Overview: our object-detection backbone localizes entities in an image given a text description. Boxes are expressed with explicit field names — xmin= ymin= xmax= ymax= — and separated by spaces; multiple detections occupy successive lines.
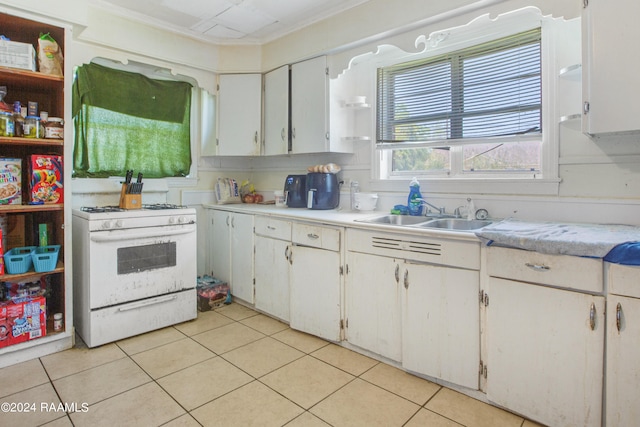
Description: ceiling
xmin=90 ymin=0 xmax=370 ymax=44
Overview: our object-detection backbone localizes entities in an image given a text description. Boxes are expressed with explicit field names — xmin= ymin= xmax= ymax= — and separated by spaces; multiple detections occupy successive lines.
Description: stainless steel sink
xmin=355 ymin=214 xmax=430 ymax=226
xmin=417 ymin=218 xmax=492 ymax=231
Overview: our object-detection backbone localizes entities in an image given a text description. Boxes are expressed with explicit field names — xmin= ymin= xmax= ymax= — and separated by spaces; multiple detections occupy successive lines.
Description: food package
xmin=37 ymin=33 xmax=63 ymax=76
xmin=0 ymin=158 xmax=21 ymax=205
xmin=0 ymin=296 xmax=46 ymax=348
xmin=30 ymin=155 xmax=63 ymax=204
xmin=0 ymin=39 xmax=36 ymax=72
xmin=196 ymin=276 xmax=229 ymax=311
xmin=0 ymin=228 xmax=4 ymax=275
xmin=215 ymin=178 xmax=241 ymax=204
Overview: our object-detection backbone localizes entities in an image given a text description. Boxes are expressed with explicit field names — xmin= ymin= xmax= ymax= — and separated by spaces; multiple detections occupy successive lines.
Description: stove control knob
xmin=101 ymin=221 xmax=112 ymax=229
xmin=178 ymin=216 xmax=187 ymax=224
xmin=169 ymin=217 xmax=176 ymax=224
xmin=115 ymin=220 xmax=124 ymax=228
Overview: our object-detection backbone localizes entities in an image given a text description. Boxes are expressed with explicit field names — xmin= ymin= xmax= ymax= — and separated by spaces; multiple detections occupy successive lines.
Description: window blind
xmin=377 ymin=29 xmax=542 ymax=147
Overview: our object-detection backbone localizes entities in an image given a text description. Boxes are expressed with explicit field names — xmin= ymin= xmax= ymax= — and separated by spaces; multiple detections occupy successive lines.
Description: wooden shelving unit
xmin=0 ymin=12 xmax=72 ymax=367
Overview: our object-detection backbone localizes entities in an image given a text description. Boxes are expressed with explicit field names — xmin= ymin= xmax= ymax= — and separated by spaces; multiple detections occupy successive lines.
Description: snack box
xmin=0 ymin=39 xmax=36 ymax=72
xmin=0 ymin=296 xmax=46 ymax=348
xmin=196 ymin=276 xmax=229 ymax=311
xmin=30 ymin=155 xmax=63 ymax=204
xmin=0 ymin=158 xmax=21 ymax=205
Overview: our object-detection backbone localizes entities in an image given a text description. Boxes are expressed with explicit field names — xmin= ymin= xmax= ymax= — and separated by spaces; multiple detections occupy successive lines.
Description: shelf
xmin=344 ymin=103 xmax=371 ymax=109
xmin=0 ymin=203 xmax=63 ymax=214
xmin=342 ymin=136 xmax=372 ymax=141
xmin=0 ymin=261 xmax=64 ymax=282
xmin=558 ymin=64 xmax=582 ymax=81
xmin=0 ymin=136 xmax=63 ymax=147
xmin=559 ymin=113 xmax=582 ymax=131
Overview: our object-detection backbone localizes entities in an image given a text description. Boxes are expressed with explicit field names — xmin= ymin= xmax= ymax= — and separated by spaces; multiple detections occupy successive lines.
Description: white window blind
xmin=377 ymin=29 xmax=542 ymax=147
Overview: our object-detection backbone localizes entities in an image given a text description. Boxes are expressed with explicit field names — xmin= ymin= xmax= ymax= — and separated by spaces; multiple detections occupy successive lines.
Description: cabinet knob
xmin=589 ymin=303 xmax=596 ymax=330
xmin=616 ymin=302 xmax=622 ymax=332
xmin=394 ymin=264 xmax=400 ymax=283
xmin=403 ymin=269 xmax=409 ymax=289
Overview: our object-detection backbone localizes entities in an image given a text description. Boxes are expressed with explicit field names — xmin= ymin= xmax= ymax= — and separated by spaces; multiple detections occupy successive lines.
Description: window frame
xmin=370 ymin=10 xmax=561 ymax=196
xmin=72 ymin=57 xmax=200 ymax=188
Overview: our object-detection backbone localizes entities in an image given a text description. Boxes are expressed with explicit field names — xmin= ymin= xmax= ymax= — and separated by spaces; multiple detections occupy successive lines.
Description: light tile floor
xmin=0 ymin=303 xmax=544 ymax=427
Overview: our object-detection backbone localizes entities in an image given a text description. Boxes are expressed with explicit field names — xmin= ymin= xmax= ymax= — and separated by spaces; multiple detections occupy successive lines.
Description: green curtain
xmin=72 ymin=62 xmax=193 ymax=178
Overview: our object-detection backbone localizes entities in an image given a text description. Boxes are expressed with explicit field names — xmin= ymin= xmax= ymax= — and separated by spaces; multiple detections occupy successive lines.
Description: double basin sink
xmin=355 ymin=214 xmax=492 ymax=232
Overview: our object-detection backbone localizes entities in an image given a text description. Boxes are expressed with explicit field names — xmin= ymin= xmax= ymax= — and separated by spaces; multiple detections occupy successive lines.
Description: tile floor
xmin=0 ymin=303 xmax=543 ymax=427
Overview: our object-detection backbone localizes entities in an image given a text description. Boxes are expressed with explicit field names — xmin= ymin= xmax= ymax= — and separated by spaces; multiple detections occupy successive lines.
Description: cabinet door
xmin=230 ymin=213 xmax=254 ymax=303
xmin=210 ymin=210 xmax=231 ymax=284
xmin=218 ymin=74 xmax=262 ymax=155
xmin=289 ymin=245 xmax=341 ymax=341
xmin=487 ymin=278 xmax=604 ymax=427
xmin=402 ymin=263 xmax=479 ymax=389
xmin=290 ymin=56 xmax=329 ymax=154
xmin=606 ymin=294 xmax=640 ymax=427
xmin=255 ymin=236 xmax=290 ymax=322
xmin=263 ymin=65 xmax=289 ymax=156
xmin=582 ymin=0 xmax=640 ymax=135
xmin=345 ymin=252 xmax=402 ymax=362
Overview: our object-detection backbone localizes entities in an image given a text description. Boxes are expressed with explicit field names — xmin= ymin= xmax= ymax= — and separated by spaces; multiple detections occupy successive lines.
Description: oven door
xmin=88 ymin=222 xmax=197 ymax=309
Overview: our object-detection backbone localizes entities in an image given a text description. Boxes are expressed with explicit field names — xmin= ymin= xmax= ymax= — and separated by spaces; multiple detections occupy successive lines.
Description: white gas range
xmin=72 ymin=204 xmax=197 ymax=347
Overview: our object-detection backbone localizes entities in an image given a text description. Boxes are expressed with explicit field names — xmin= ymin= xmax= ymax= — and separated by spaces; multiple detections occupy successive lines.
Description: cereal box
xmin=30 ymin=155 xmax=63 ymax=204
xmin=0 ymin=158 xmax=21 ymax=205
xmin=4 ymin=296 xmax=46 ymax=347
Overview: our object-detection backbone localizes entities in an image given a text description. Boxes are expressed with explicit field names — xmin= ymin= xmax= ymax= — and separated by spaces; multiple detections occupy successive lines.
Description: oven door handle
xmin=117 ymin=294 xmax=178 ymax=312
xmin=90 ymin=227 xmax=195 ymax=242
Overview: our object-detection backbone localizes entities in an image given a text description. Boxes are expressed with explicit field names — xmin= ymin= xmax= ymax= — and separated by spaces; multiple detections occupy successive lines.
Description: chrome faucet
xmin=416 ymin=198 xmax=446 ymax=217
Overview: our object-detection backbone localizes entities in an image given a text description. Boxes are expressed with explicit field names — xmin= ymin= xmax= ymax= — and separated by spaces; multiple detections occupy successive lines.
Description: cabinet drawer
xmin=487 ymin=247 xmax=603 ymax=293
xmin=347 ymin=228 xmax=480 ymax=270
xmin=292 ymin=222 xmax=340 ymax=251
xmin=254 ymin=216 xmax=291 ymax=241
xmin=608 ymin=263 xmax=640 ymax=298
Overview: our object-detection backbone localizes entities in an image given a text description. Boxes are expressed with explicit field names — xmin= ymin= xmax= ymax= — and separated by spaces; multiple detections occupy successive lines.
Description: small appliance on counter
xmin=306 ymin=172 xmax=340 ymax=210
xmin=284 ymin=174 xmax=307 ymax=208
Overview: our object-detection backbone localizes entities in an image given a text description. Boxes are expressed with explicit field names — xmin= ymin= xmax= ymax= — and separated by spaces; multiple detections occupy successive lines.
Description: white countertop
xmin=202 ymin=203 xmax=482 ymax=242
xmin=203 ymin=203 xmax=640 ymax=261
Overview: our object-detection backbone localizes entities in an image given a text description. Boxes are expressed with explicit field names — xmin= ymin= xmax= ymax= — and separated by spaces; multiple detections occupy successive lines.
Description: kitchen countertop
xmin=204 ymin=203 xmax=640 ymax=263
xmin=202 ymin=203 xmax=482 ymax=242
xmin=476 ymin=218 xmax=640 ymax=261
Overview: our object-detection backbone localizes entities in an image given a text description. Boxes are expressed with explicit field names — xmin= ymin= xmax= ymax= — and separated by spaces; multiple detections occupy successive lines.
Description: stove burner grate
xmin=81 ymin=206 xmax=126 ymax=213
xmin=142 ymin=203 xmax=188 ymax=210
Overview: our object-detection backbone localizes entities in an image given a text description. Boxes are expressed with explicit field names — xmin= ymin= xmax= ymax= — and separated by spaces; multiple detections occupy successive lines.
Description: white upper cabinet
xmin=582 ymin=0 xmax=640 ymax=136
xmin=291 ymin=56 xmax=332 ymax=153
xmin=263 ymin=65 xmax=290 ymax=156
xmin=217 ymin=74 xmax=262 ymax=155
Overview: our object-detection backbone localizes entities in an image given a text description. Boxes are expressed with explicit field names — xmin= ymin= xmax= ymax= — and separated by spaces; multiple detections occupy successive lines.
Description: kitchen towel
xmin=475 ymin=219 xmax=640 ymax=260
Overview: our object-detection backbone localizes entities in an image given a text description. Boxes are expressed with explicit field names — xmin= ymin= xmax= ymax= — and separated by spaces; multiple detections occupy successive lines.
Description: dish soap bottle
xmin=407 ymin=177 xmax=423 ymax=216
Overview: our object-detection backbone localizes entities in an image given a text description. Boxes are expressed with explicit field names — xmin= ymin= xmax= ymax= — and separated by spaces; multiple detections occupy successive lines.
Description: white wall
xmin=2 ymin=0 xmax=638 ymax=227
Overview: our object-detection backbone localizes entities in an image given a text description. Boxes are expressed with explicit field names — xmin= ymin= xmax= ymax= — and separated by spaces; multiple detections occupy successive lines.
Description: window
xmin=377 ymin=29 xmax=542 ymax=178
xmin=72 ymin=61 xmax=193 ymax=178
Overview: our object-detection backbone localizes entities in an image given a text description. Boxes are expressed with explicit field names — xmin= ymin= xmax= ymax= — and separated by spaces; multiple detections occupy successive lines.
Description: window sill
xmin=371 ymin=177 xmax=561 ymax=196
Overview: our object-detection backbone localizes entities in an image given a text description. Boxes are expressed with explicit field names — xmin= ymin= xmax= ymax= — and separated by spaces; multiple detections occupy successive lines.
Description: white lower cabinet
xmin=209 ymin=210 xmax=254 ymax=303
xmin=289 ymin=223 xmax=342 ymax=341
xmin=485 ymin=247 xmax=604 ymax=427
xmin=402 ymin=262 xmax=479 ymax=389
xmin=345 ymin=252 xmax=402 ymax=362
xmin=345 ymin=228 xmax=481 ymax=388
xmin=254 ymin=217 xmax=292 ymax=322
xmin=605 ymin=263 xmax=640 ymax=427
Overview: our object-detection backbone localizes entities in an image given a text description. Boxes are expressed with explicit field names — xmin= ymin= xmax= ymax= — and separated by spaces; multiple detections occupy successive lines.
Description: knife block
xmin=119 ymin=183 xmax=142 ymax=209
